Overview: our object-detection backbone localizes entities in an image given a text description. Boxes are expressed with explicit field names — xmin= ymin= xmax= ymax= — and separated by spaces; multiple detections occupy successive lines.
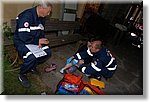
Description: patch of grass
xmin=2 ymin=49 xmax=49 ymax=95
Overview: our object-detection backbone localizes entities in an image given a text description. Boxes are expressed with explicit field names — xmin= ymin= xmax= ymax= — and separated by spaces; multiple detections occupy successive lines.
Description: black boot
xmin=18 ymin=74 xmax=30 ymax=88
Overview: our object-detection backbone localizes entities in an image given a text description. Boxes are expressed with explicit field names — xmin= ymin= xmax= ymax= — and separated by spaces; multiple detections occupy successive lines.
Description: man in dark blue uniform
xmin=13 ymin=2 xmax=52 ymax=87
xmin=60 ymin=38 xmax=117 ymax=80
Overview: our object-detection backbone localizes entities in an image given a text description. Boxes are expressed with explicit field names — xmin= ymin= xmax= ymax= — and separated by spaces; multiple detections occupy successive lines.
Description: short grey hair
xmin=38 ymin=0 xmax=52 ymax=8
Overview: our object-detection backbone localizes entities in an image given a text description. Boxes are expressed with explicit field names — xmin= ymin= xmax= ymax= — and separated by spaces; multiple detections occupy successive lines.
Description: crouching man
xmin=13 ymin=2 xmax=53 ymax=87
xmin=60 ymin=37 xmax=117 ymax=80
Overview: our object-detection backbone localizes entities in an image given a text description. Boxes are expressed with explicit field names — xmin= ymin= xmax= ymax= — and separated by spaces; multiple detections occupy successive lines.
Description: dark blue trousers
xmin=16 ymin=45 xmax=51 ymax=75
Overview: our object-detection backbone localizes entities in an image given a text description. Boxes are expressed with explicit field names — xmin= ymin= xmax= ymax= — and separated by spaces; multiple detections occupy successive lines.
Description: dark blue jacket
xmin=74 ymin=47 xmax=117 ymax=78
xmin=14 ymin=6 xmax=45 ymax=48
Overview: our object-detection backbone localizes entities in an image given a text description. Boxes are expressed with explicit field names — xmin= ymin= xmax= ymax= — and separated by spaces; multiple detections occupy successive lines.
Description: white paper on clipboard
xmin=25 ymin=44 xmax=47 ymax=58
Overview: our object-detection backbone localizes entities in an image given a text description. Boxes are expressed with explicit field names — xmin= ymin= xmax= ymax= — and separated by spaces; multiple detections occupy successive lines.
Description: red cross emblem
xmin=24 ymin=22 xmax=29 ymax=27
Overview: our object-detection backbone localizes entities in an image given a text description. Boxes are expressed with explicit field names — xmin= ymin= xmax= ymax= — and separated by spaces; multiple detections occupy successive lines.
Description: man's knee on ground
xmin=103 ymin=71 xmax=115 ymax=79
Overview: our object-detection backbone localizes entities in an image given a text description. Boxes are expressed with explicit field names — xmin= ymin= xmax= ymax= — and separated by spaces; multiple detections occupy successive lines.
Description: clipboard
xmin=25 ymin=44 xmax=47 ymax=58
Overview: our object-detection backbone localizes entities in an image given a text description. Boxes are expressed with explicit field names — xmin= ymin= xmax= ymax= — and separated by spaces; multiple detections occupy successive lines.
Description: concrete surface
xmin=37 ymin=38 xmax=143 ymax=95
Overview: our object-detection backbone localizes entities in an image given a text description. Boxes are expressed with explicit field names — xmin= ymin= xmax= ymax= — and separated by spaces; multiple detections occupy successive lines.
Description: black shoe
xmin=18 ymin=74 xmax=30 ymax=88
xmin=97 ymin=76 xmax=102 ymax=81
xmin=88 ymin=76 xmax=101 ymax=81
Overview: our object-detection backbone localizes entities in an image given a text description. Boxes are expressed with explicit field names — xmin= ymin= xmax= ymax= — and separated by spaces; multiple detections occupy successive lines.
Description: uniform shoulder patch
xmin=24 ymin=22 xmax=29 ymax=27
